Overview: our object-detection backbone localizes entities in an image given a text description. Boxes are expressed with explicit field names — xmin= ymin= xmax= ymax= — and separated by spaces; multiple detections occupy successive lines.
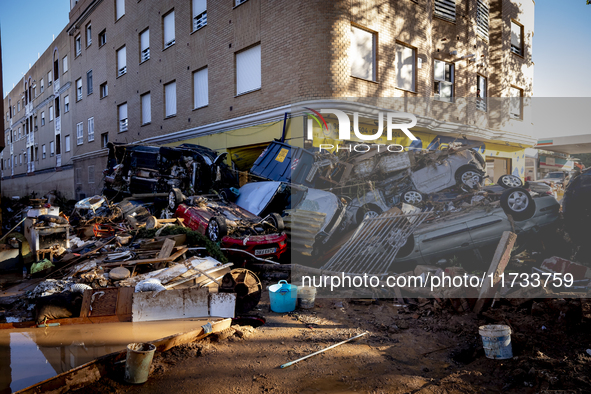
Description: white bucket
xmin=297 ymin=286 xmax=317 ymax=309
xmin=479 ymin=324 xmax=513 ymax=360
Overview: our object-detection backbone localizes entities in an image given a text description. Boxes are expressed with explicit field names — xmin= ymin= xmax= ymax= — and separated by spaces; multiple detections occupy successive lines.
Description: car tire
xmin=356 ymin=204 xmax=382 ymax=225
xmin=455 ymin=166 xmax=484 ymax=189
xmin=168 ymin=187 xmax=184 ymax=210
xmin=268 ymin=213 xmax=285 ymax=232
xmin=500 ymin=187 xmax=536 ymax=221
xmin=498 ymin=174 xmax=524 ymax=189
xmin=207 ymin=216 xmax=228 ymax=242
xmin=220 ymin=188 xmax=237 ymax=202
xmin=402 ymin=190 xmax=423 ymax=205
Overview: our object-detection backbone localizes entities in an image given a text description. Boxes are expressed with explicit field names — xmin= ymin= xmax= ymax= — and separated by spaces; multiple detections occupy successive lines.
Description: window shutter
xmin=165 ymin=82 xmax=177 ymax=117
xmin=511 ymin=22 xmax=522 ymax=55
xmin=140 ymin=30 xmax=149 ymax=51
xmin=164 ymin=12 xmax=175 ymax=47
xmin=396 ymin=44 xmax=415 ymax=91
xmin=236 ymin=45 xmax=261 ymax=95
xmin=434 ymin=0 xmax=456 ymax=22
xmin=350 ymin=26 xmax=375 ymax=81
xmin=193 ymin=0 xmax=206 ymax=17
xmin=142 ymin=93 xmax=151 ymax=124
xmin=116 ymin=0 xmax=125 ymax=19
xmin=119 ymin=103 xmax=128 ymax=121
xmin=476 ymin=0 xmax=489 ymax=40
xmin=193 ymin=68 xmax=208 ymax=108
xmin=118 ymin=47 xmax=127 ymax=75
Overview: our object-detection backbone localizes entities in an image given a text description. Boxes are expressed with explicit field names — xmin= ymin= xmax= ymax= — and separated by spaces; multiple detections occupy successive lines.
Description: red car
xmin=172 ymin=192 xmax=287 ymax=261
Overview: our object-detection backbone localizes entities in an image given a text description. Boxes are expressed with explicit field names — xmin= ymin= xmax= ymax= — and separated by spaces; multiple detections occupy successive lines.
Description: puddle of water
xmin=0 ymin=319 xmax=210 ymax=393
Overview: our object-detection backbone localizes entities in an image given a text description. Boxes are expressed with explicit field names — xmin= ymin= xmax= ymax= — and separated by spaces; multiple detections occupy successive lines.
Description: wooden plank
xmin=132 ymin=287 xmax=209 ymax=322
xmin=473 ymin=231 xmax=517 ymax=314
xmin=116 ymin=287 xmax=134 ymax=316
xmin=157 ymin=238 xmax=176 ymax=259
xmin=99 ymin=247 xmax=188 ymax=268
xmin=0 ymin=314 xmax=132 ymax=330
xmin=80 ymin=289 xmax=93 ymax=318
xmin=89 ymin=288 xmax=119 ymax=316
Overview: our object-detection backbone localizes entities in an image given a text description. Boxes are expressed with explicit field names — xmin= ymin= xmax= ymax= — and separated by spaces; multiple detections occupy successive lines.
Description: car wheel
xmin=268 ymin=213 xmax=285 ymax=232
xmin=498 ymin=174 xmax=524 ymax=189
xmin=500 ymin=187 xmax=536 ymax=221
xmin=402 ymin=190 xmax=423 ymax=205
xmin=356 ymin=204 xmax=382 ymax=224
xmin=220 ymin=188 xmax=237 ymax=202
xmin=206 ymin=216 xmax=228 ymax=242
xmin=168 ymin=187 xmax=184 ymax=210
xmin=456 ymin=166 xmax=484 ymax=189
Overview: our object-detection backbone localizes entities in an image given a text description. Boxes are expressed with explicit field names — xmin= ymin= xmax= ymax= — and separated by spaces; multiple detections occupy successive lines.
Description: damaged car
xmin=562 ymin=167 xmax=591 ymax=245
xmin=169 ymin=190 xmax=287 ymax=260
xmin=103 ymin=143 xmax=237 ymax=199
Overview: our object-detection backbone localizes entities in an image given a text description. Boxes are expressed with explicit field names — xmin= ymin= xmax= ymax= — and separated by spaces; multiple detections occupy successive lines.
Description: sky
xmin=0 ymin=0 xmax=589 ymax=138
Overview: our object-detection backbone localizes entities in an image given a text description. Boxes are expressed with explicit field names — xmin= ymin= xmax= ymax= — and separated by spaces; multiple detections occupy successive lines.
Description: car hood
xmin=235 ymin=181 xmax=283 ymax=216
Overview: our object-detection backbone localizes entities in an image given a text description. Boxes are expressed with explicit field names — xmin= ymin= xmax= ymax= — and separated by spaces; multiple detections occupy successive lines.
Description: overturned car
xmin=103 ymin=143 xmax=237 ymax=199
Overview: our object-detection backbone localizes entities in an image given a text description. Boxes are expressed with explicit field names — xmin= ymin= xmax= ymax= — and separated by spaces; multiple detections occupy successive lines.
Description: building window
xmin=48 ymin=71 xmax=52 ymax=86
xmin=50 ymin=141 xmax=55 ymax=156
xmin=76 ymin=167 xmax=82 ymax=184
xmin=63 ymin=55 xmax=68 ymax=73
xmin=434 ymin=59 xmax=454 ymax=102
xmin=164 ymin=81 xmax=177 ymax=117
xmin=41 ymin=78 xmax=44 ymax=92
xmin=118 ymin=103 xmax=128 ymax=132
xmin=236 ymin=44 xmax=261 ymax=95
xmin=86 ymin=23 xmax=92 ymax=46
xmin=141 ymin=92 xmax=151 ymax=124
xmin=88 ymin=117 xmax=95 ymax=141
xmin=235 ymin=0 xmax=248 ymax=6
xmin=65 ymin=134 xmax=71 ymax=152
xmin=76 ymin=78 xmax=83 ymax=101
xmin=350 ymin=26 xmax=376 ymax=81
xmin=140 ymin=29 xmax=150 ymax=62
xmin=55 ymin=97 xmax=61 ymax=118
xmin=77 ymin=122 xmax=84 ymax=145
xmin=476 ymin=75 xmax=487 ymax=111
xmin=88 ymin=165 xmax=95 ymax=184
xmin=193 ymin=0 xmax=207 ymax=31
xmin=75 ymin=34 xmax=82 ymax=56
xmin=116 ymin=0 xmax=125 ymax=20
xmin=511 ymin=20 xmax=524 ymax=56
xmin=99 ymin=29 xmax=107 ymax=47
xmin=434 ymin=0 xmax=456 ymax=22
xmin=396 ymin=43 xmax=416 ymax=92
xmin=193 ymin=67 xmax=208 ymax=108
xmin=42 ymin=144 xmax=46 ymax=159
xmin=41 ymin=111 xmax=45 ymax=125
xmin=101 ymin=132 xmax=109 ymax=148
xmin=509 ymin=86 xmax=523 ymax=119
xmin=17 ymin=101 xmax=20 ymax=112
xmin=87 ymin=70 xmax=93 ymax=95
xmin=117 ymin=46 xmax=127 ymax=76
xmin=163 ymin=10 xmax=175 ymax=49
xmin=476 ymin=0 xmax=489 ymax=40
xmin=49 ymin=106 xmax=54 ymax=121
xmin=64 ymin=95 xmax=70 ymax=113
xmin=100 ymin=82 xmax=108 ymax=98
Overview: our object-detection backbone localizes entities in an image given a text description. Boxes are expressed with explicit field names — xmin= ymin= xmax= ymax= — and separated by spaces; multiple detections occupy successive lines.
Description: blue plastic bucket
xmin=479 ymin=325 xmax=513 ymax=360
xmin=269 ymin=280 xmax=297 ymax=313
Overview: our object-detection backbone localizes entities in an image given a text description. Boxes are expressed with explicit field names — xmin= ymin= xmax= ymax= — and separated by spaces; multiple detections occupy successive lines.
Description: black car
xmin=562 ymin=167 xmax=591 ymax=244
xmin=103 ymin=143 xmax=237 ymax=199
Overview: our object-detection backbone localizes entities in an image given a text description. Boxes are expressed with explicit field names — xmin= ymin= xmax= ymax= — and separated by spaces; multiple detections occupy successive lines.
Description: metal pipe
xmin=280 ymin=332 xmax=368 ymax=369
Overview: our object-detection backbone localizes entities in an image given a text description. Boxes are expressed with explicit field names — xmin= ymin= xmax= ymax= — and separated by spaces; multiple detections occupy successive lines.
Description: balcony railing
xmin=119 ymin=118 xmax=128 ymax=132
xmin=55 ymin=116 xmax=61 ymax=133
xmin=193 ymin=11 xmax=207 ymax=31
xmin=118 ymin=67 xmax=127 ymax=77
xmin=53 ymin=78 xmax=60 ymax=94
xmin=141 ymin=48 xmax=150 ymax=62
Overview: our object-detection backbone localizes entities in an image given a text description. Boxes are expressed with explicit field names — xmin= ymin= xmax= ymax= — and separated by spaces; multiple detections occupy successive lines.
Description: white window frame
xmin=75 ymin=34 xmax=82 ymax=56
xmin=476 ymin=75 xmax=487 ymax=111
xmin=193 ymin=67 xmax=209 ymax=109
xmin=64 ymin=95 xmax=70 ymax=113
xmin=41 ymin=111 xmax=45 ymax=125
xmin=164 ymin=81 xmax=177 ymax=117
xmin=86 ymin=23 xmax=92 ymax=46
xmin=42 ymin=144 xmax=46 ymax=159
xmin=193 ymin=0 xmax=207 ymax=32
xmin=63 ymin=55 xmax=68 ymax=73
xmin=48 ymin=71 xmax=52 ymax=86
xmin=117 ymin=46 xmax=127 ymax=76
xmin=236 ymin=44 xmax=261 ymax=95
xmin=116 ymin=0 xmax=125 ymax=20
xmin=118 ymin=103 xmax=128 ymax=132
xmin=433 ymin=59 xmax=454 ymax=102
xmin=88 ymin=117 xmax=95 ymax=141
xmin=163 ymin=10 xmax=175 ymax=49
xmin=77 ymin=122 xmax=84 ymax=145
xmin=350 ymin=25 xmax=376 ymax=82
xmin=40 ymin=78 xmax=44 ymax=92
xmin=511 ymin=20 xmax=524 ymax=56
xmin=49 ymin=106 xmax=54 ymax=121
xmin=141 ymin=92 xmax=151 ymax=125
xmin=76 ymin=78 xmax=83 ymax=101
xmin=50 ymin=141 xmax=55 ymax=156
xmin=101 ymin=82 xmax=108 ymax=98
xmin=65 ymin=135 xmax=71 ymax=152
xmin=99 ymin=29 xmax=107 ymax=46
xmin=140 ymin=29 xmax=150 ymax=63
xmin=395 ymin=42 xmax=416 ymax=92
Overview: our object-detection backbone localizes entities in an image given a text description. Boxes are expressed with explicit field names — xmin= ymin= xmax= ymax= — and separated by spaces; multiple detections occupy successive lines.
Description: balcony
xmin=119 ymin=118 xmax=128 ymax=132
xmin=53 ymin=78 xmax=60 ymax=94
xmin=141 ymin=48 xmax=150 ymax=62
xmin=27 ymin=162 xmax=35 ymax=173
xmin=193 ymin=12 xmax=207 ymax=31
xmin=55 ymin=116 xmax=61 ymax=133
xmin=56 ymin=154 xmax=61 ymax=167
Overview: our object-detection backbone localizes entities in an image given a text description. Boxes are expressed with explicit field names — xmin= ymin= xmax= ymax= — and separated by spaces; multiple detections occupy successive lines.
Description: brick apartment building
xmin=3 ymin=0 xmax=535 ymax=199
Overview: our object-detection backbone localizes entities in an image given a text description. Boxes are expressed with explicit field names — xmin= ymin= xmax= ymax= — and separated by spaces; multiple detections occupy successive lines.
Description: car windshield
xmin=544 ymin=173 xmax=563 ymax=179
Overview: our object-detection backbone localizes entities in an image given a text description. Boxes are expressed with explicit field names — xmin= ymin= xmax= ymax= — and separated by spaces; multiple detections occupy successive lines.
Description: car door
xmin=411 ymin=161 xmax=453 ymax=194
xmin=417 ymin=219 xmax=473 ymax=263
xmin=465 ymin=210 xmax=512 ymax=249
